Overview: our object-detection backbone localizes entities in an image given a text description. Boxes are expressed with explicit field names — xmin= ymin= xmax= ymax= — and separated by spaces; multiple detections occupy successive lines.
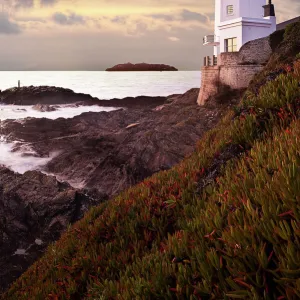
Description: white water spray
xmin=0 ymin=104 xmax=116 ymax=174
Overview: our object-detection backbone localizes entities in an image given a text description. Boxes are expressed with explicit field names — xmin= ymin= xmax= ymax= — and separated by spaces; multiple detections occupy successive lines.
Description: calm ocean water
xmin=0 ymin=71 xmax=201 ymax=99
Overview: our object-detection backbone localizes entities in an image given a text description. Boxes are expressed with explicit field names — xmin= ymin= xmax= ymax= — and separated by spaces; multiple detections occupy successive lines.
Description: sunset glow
xmin=0 ymin=0 xmax=298 ymax=70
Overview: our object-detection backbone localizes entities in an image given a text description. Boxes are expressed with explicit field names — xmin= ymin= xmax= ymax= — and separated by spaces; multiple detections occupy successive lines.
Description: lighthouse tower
xmin=204 ymin=0 xmax=276 ymax=56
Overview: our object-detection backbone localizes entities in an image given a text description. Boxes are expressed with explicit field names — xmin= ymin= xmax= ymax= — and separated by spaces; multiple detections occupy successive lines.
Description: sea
xmin=0 ymin=71 xmax=201 ymax=100
xmin=0 ymin=71 xmax=201 ymax=175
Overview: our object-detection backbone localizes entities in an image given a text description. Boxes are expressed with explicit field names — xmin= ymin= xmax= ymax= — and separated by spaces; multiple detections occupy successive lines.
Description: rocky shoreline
xmin=0 ymin=85 xmax=167 ymax=108
xmin=0 ymin=86 xmax=237 ymax=292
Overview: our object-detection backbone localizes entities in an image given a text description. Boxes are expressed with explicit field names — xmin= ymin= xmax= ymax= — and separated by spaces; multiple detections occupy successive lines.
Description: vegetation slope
xmin=3 ymin=22 xmax=300 ymax=300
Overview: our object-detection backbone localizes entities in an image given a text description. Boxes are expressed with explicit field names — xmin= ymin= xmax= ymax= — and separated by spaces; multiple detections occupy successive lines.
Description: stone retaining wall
xmin=197 ymin=37 xmax=272 ymax=105
xmin=219 ymin=37 xmax=271 ymax=66
xmin=220 ymin=65 xmax=264 ymax=89
xmin=198 ymin=66 xmax=220 ymax=106
xmin=197 ymin=65 xmax=264 ymax=105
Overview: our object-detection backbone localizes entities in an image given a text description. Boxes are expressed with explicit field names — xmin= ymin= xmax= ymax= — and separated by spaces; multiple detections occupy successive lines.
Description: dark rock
xmin=0 ymin=167 xmax=107 ymax=293
xmin=0 ymin=87 xmax=230 ymax=293
xmin=0 ymin=86 xmax=96 ymax=106
xmin=32 ymin=104 xmax=56 ymax=112
xmin=2 ymin=88 xmax=226 ymax=196
xmin=0 ymin=85 xmax=167 ymax=108
xmin=106 ymin=63 xmax=178 ymax=71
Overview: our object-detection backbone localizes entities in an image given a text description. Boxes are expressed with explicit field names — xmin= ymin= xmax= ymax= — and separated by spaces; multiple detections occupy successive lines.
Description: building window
xmin=225 ymin=38 xmax=237 ymax=52
xmin=227 ymin=5 xmax=234 ymax=15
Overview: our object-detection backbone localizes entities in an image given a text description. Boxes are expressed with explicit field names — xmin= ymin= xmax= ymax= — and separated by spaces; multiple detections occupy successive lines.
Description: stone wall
xmin=219 ymin=37 xmax=271 ymax=66
xmin=220 ymin=65 xmax=265 ymax=89
xmin=197 ymin=65 xmax=264 ymax=105
xmin=197 ymin=66 xmax=220 ymax=106
xmin=197 ymin=37 xmax=272 ymax=105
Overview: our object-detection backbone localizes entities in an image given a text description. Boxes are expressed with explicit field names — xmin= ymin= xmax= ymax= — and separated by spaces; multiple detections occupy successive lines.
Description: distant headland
xmin=106 ymin=63 xmax=178 ymax=71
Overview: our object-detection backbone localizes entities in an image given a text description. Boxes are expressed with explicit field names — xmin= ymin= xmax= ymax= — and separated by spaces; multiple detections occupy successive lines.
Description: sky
xmin=0 ymin=0 xmax=299 ymax=71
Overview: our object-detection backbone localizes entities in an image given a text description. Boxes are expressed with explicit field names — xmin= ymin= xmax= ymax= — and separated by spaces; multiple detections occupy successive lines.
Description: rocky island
xmin=106 ymin=62 xmax=178 ymax=71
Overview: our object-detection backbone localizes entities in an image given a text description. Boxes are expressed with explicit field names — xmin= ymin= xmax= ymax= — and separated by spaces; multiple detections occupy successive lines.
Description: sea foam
xmin=0 ymin=104 xmax=116 ymax=121
xmin=0 ymin=137 xmax=56 ymax=174
xmin=0 ymin=104 xmax=116 ymax=174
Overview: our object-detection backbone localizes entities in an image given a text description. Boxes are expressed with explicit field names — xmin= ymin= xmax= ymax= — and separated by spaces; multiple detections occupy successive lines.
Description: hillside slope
xmin=3 ymin=23 xmax=300 ymax=299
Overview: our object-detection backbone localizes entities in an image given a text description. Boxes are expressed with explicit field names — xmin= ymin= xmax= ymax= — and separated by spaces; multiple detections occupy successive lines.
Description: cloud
xmin=0 ymin=12 xmax=21 ymax=34
xmin=40 ymin=0 xmax=58 ymax=6
xmin=147 ymin=9 xmax=210 ymax=29
xmin=180 ymin=9 xmax=208 ymax=22
xmin=0 ymin=0 xmax=298 ymax=71
xmin=126 ymin=21 xmax=148 ymax=36
xmin=13 ymin=0 xmax=34 ymax=9
xmin=52 ymin=12 xmax=85 ymax=25
xmin=150 ymin=14 xmax=175 ymax=21
xmin=2 ymin=0 xmax=58 ymax=11
xmin=168 ymin=36 xmax=180 ymax=42
xmin=111 ymin=16 xmax=127 ymax=24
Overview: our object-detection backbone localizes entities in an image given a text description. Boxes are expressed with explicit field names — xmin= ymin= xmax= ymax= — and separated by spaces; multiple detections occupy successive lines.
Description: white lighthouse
xmin=204 ymin=0 xmax=276 ymax=56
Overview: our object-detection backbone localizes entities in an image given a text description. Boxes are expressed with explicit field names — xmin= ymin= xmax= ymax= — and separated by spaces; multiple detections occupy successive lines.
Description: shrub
xmin=269 ymin=29 xmax=284 ymax=51
xmin=206 ymin=79 xmax=243 ymax=107
xmin=284 ymin=21 xmax=300 ymax=41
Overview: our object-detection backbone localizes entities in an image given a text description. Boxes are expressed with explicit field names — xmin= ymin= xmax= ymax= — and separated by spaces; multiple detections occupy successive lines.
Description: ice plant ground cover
xmin=3 ymin=24 xmax=300 ymax=300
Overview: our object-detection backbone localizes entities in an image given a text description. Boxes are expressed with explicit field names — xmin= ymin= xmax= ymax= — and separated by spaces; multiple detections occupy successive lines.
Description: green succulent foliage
xmin=284 ymin=22 xmax=300 ymax=42
xmin=3 ymin=38 xmax=300 ymax=300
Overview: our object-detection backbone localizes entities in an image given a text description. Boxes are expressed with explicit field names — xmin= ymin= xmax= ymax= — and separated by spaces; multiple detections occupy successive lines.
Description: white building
xmin=204 ymin=0 xmax=276 ymax=56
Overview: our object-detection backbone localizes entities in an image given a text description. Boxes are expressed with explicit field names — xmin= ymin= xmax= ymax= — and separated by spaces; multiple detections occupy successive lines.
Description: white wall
xmin=217 ymin=0 xmax=265 ymax=20
xmin=215 ymin=0 xmax=221 ymax=35
xmin=214 ymin=0 xmax=276 ymax=54
xmin=242 ymin=21 xmax=275 ymax=46
xmin=265 ymin=16 xmax=277 ymax=32
xmin=214 ymin=0 xmax=222 ymax=56
xmin=220 ymin=0 xmax=240 ymax=22
xmin=239 ymin=0 xmax=265 ymax=18
xmin=219 ymin=23 xmax=242 ymax=52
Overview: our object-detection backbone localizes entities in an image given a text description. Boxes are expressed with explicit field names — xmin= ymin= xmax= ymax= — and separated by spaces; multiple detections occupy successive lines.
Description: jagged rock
xmin=2 ymin=88 xmax=226 ymax=196
xmin=32 ymin=104 xmax=57 ymax=112
xmin=0 ymin=85 xmax=167 ymax=108
xmin=0 ymin=167 xmax=106 ymax=292
xmin=0 ymin=86 xmax=96 ymax=106
xmin=0 ymin=88 xmax=230 ymax=292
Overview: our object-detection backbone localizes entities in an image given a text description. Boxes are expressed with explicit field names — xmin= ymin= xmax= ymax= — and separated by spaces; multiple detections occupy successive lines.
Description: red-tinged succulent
xmin=3 ymin=34 xmax=300 ymax=300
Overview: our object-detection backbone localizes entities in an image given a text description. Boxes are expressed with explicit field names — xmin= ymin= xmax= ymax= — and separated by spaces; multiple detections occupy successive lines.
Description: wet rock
xmin=0 ymin=85 xmax=167 ymax=108
xmin=0 ymin=87 xmax=232 ymax=293
xmin=3 ymin=88 xmax=227 ymax=197
xmin=0 ymin=167 xmax=107 ymax=292
xmin=32 ymin=104 xmax=56 ymax=112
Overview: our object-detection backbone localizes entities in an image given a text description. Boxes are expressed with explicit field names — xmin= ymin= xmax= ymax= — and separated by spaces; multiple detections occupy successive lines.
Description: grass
xmin=3 ymin=27 xmax=300 ymax=300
